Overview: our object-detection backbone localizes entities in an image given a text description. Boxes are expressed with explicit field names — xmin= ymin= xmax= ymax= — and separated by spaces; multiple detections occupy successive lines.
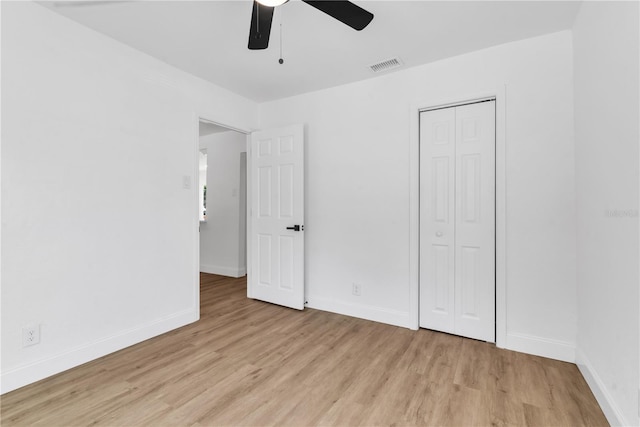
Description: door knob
xmin=436 ymin=231 xmax=443 ymax=237
xmin=286 ymin=225 xmax=303 ymax=232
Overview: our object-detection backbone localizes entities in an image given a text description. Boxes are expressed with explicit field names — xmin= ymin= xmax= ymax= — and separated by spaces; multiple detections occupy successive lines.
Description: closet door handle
xmin=286 ymin=225 xmax=303 ymax=232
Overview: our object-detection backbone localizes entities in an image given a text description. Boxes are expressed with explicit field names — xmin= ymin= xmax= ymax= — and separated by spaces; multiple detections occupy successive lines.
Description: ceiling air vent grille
xmin=369 ymin=57 xmax=403 ymax=73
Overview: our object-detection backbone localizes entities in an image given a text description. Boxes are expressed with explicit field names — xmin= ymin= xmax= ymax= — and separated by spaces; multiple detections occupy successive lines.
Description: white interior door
xmin=419 ymin=100 xmax=495 ymax=342
xmin=419 ymin=107 xmax=456 ymax=334
xmin=454 ymin=102 xmax=495 ymax=341
xmin=248 ymin=124 xmax=305 ymax=310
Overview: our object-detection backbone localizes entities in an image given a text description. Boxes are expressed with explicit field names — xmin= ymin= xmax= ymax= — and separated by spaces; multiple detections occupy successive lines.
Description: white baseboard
xmin=576 ymin=348 xmax=627 ymax=427
xmin=0 ymin=307 xmax=199 ymax=394
xmin=200 ymin=264 xmax=246 ymax=278
xmin=305 ymin=296 xmax=412 ymax=329
xmin=505 ymin=332 xmax=575 ymax=363
xmin=302 ymin=301 xmax=576 ymax=364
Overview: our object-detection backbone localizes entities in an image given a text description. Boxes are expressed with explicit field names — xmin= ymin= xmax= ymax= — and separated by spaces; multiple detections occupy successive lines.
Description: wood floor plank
xmin=1 ymin=273 xmax=609 ymax=427
xmin=453 ymin=337 xmax=495 ymax=391
xmin=421 ymin=331 xmax=464 ymax=386
xmin=477 ymin=389 xmax=527 ymax=427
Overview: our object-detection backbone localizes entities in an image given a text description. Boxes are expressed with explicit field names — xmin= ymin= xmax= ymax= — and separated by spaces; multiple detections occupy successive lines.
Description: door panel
xmin=433 ymin=244 xmax=452 ymax=313
xmin=259 ymin=234 xmax=272 ymax=285
xmin=420 ymin=108 xmax=456 ymax=333
xmin=460 ymin=245 xmax=480 ymax=318
xmin=279 ymin=164 xmax=294 ymax=218
xmin=461 ymin=154 xmax=481 ymax=223
xmin=258 ymin=166 xmax=272 ymax=216
xmin=433 ymin=157 xmax=450 ymax=222
xmin=249 ymin=125 xmax=304 ymax=310
xmin=454 ymin=101 xmax=495 ymax=342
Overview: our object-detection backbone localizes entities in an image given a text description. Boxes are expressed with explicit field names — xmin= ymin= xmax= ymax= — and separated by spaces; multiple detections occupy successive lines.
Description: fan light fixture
xmin=257 ymin=0 xmax=289 ymax=6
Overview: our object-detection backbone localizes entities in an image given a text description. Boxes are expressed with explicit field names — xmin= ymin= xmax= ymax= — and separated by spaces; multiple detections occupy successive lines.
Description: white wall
xmin=199 ymin=130 xmax=247 ymax=277
xmin=1 ymin=2 xmax=258 ymax=393
xmin=259 ymin=31 xmax=577 ymax=361
xmin=573 ymin=2 xmax=639 ymax=425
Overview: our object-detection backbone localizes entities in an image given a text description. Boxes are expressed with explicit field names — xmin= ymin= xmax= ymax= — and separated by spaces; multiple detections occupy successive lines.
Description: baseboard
xmin=200 ymin=264 xmax=246 ymax=278
xmin=0 ymin=307 xmax=199 ymax=394
xmin=505 ymin=332 xmax=575 ymax=363
xmin=305 ymin=296 xmax=412 ymax=329
xmin=576 ymin=348 xmax=627 ymax=427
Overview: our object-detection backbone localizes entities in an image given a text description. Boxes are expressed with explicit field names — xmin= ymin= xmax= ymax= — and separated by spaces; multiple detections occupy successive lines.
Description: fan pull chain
xmin=278 ymin=10 xmax=284 ymax=64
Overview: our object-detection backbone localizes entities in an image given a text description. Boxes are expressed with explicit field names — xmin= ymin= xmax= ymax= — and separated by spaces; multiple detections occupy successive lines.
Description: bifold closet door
xmin=419 ymin=107 xmax=456 ymax=335
xmin=419 ymin=101 xmax=495 ymax=342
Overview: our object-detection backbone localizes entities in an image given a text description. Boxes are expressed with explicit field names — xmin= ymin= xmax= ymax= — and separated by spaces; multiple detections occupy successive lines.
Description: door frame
xmin=192 ymin=113 xmax=252 ymax=313
xmin=409 ymin=86 xmax=507 ymax=348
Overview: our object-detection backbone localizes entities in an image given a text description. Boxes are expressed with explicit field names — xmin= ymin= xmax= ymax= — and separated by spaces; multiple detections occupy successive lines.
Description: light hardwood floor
xmin=2 ymin=273 xmax=608 ymax=426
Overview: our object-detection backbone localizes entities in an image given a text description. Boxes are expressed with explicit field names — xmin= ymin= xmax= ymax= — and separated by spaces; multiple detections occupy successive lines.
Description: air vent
xmin=369 ymin=57 xmax=403 ymax=73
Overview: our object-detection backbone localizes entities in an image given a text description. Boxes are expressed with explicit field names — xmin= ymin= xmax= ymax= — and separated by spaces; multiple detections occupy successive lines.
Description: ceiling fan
xmin=51 ymin=1 xmax=129 ymax=7
xmin=248 ymin=0 xmax=374 ymax=50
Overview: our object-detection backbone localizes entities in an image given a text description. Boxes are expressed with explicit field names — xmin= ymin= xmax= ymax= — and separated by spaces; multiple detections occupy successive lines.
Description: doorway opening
xmin=194 ymin=119 xmax=306 ymax=312
xmin=198 ymin=119 xmax=248 ymax=279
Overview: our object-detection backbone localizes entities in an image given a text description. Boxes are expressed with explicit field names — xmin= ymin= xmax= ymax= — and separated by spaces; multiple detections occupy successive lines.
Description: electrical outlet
xmin=352 ymin=283 xmax=361 ymax=296
xmin=22 ymin=324 xmax=41 ymax=347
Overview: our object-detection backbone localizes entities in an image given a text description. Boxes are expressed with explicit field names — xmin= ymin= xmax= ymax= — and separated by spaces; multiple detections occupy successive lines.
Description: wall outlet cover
xmin=22 ymin=324 xmax=41 ymax=347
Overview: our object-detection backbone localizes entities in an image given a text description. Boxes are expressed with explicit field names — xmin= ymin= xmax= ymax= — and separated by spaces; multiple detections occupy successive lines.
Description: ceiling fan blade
xmin=248 ymin=1 xmax=275 ymax=50
xmin=51 ymin=0 xmax=130 ymax=7
xmin=302 ymin=0 xmax=373 ymax=31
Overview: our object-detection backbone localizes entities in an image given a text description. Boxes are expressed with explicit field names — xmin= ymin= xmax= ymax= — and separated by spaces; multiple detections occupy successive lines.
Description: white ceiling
xmin=40 ymin=0 xmax=581 ymax=102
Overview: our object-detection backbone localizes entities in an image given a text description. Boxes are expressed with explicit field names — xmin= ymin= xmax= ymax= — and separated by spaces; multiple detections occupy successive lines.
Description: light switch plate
xmin=182 ymin=175 xmax=191 ymax=190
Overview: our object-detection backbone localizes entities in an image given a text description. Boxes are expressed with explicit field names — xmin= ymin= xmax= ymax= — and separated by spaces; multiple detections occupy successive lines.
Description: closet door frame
xmin=409 ymin=87 xmax=507 ymax=349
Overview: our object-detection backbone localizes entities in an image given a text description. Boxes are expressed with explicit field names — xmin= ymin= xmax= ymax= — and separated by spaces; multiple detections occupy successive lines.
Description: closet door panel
xmin=419 ymin=108 xmax=456 ymax=333
xmin=454 ymin=101 xmax=496 ymax=342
